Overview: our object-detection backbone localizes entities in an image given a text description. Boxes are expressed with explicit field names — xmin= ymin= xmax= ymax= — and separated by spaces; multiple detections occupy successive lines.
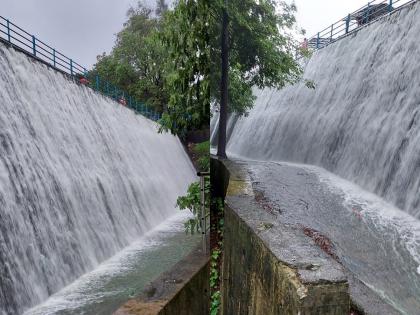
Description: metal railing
xmin=0 ymin=15 xmax=162 ymax=121
xmin=307 ymin=0 xmax=416 ymax=51
xmin=198 ymin=171 xmax=210 ymax=254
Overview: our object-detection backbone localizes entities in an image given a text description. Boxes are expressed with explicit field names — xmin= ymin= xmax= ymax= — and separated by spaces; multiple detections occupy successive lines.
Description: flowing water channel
xmin=24 ymin=213 xmax=199 ymax=315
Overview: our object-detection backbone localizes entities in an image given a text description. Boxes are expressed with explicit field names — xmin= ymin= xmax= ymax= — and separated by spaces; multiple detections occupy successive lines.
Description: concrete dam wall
xmin=212 ymin=1 xmax=420 ymax=219
xmin=0 ymin=42 xmax=196 ymax=314
xmin=211 ymin=1 xmax=420 ymax=313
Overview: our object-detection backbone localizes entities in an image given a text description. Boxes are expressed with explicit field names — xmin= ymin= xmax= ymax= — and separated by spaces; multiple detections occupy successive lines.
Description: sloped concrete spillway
xmin=211 ymin=1 xmax=420 ymax=314
xmin=0 ymin=43 xmax=196 ymax=314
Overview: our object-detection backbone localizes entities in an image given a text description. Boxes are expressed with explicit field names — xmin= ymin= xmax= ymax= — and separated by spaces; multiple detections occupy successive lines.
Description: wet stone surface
xmin=224 ymin=158 xmax=416 ymax=315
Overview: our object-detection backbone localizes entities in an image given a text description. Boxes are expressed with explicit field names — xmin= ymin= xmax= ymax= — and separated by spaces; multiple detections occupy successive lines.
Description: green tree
xmin=158 ymin=0 xmax=211 ymax=137
xmin=211 ymin=0 xmax=303 ymax=157
xmin=91 ymin=1 xmax=169 ymax=112
xmin=90 ymin=0 xmax=212 ymax=138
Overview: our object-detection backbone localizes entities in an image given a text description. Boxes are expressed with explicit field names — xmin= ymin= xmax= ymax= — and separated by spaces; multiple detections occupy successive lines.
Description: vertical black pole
xmin=32 ymin=35 xmax=36 ymax=56
xmin=316 ymin=32 xmax=320 ymax=49
xmin=217 ymin=0 xmax=229 ymax=158
xmin=330 ymin=24 xmax=333 ymax=42
xmin=6 ymin=20 xmax=11 ymax=43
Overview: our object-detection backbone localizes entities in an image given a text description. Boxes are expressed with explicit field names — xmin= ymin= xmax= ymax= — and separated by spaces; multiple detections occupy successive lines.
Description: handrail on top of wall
xmin=0 ymin=15 xmax=162 ymax=122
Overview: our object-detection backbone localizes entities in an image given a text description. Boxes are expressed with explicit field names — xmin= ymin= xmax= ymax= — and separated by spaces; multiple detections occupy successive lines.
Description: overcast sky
xmin=0 ymin=0 xmax=385 ymax=69
xmin=294 ymin=0 xmax=371 ymax=37
xmin=0 ymin=0 xmax=156 ymax=68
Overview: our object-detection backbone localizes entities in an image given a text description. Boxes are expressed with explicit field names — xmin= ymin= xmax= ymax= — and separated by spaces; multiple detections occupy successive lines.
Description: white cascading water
xmin=0 ymin=43 xmax=196 ymax=314
xmin=212 ymin=1 xmax=420 ymax=219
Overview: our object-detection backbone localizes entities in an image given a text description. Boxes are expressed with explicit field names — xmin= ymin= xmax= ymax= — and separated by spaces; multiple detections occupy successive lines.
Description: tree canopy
xmin=91 ymin=2 xmax=169 ymax=113
xmin=90 ymin=0 xmax=306 ymax=139
xmin=91 ymin=0 xmax=210 ymax=137
xmin=158 ymin=0 xmax=211 ymax=136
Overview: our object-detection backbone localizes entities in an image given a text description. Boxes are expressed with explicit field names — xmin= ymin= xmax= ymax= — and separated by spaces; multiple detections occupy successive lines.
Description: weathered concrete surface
xmin=114 ymin=243 xmax=209 ymax=315
xmin=224 ymin=203 xmax=350 ymax=314
xmin=215 ymin=157 xmax=351 ymax=315
xmin=218 ymin=157 xmax=407 ymax=315
xmin=245 ymin=160 xmax=416 ymax=314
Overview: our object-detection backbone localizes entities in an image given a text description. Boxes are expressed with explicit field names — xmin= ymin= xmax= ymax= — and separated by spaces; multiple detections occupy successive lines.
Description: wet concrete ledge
xmin=213 ymin=157 xmax=351 ymax=314
xmin=114 ymin=243 xmax=210 ymax=315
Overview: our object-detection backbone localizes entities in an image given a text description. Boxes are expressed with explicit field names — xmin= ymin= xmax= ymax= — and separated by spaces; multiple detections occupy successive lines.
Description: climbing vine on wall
xmin=210 ymin=197 xmax=224 ymax=314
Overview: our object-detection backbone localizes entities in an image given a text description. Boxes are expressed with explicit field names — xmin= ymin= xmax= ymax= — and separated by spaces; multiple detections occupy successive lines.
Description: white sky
xmin=0 ymin=1 xmax=390 ymax=69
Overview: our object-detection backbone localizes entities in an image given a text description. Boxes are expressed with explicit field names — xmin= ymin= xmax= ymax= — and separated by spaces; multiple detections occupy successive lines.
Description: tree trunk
xmin=217 ymin=0 xmax=229 ymax=158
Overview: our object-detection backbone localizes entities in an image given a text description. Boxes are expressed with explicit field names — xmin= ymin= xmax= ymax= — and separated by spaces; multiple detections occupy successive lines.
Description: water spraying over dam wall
xmin=0 ymin=43 xmax=196 ymax=314
xmin=212 ymin=1 xmax=420 ymax=219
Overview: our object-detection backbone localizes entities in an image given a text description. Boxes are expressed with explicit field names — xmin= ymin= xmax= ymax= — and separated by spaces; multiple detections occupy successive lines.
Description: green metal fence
xmin=0 ymin=15 xmax=162 ymax=121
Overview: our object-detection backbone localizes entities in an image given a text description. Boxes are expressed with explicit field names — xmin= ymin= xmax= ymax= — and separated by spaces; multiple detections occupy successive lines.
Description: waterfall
xmin=0 ymin=43 xmax=196 ymax=314
xmin=213 ymin=1 xmax=420 ymax=219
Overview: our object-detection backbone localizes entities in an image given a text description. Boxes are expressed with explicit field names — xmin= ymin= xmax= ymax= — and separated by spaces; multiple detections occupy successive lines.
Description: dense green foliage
xmin=158 ymin=0 xmax=211 ymax=136
xmin=176 ymin=140 xmax=210 ymax=234
xmin=91 ymin=0 xmax=304 ymax=135
xmin=91 ymin=2 xmax=169 ymax=113
xmin=193 ymin=141 xmax=210 ymax=171
xmin=176 ymin=178 xmax=210 ymax=234
xmin=210 ymin=198 xmax=224 ymax=315
xmin=91 ymin=0 xmax=210 ymax=137
xmin=90 ymin=0 xmax=307 ymax=135
xmin=210 ymin=247 xmax=221 ymax=315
